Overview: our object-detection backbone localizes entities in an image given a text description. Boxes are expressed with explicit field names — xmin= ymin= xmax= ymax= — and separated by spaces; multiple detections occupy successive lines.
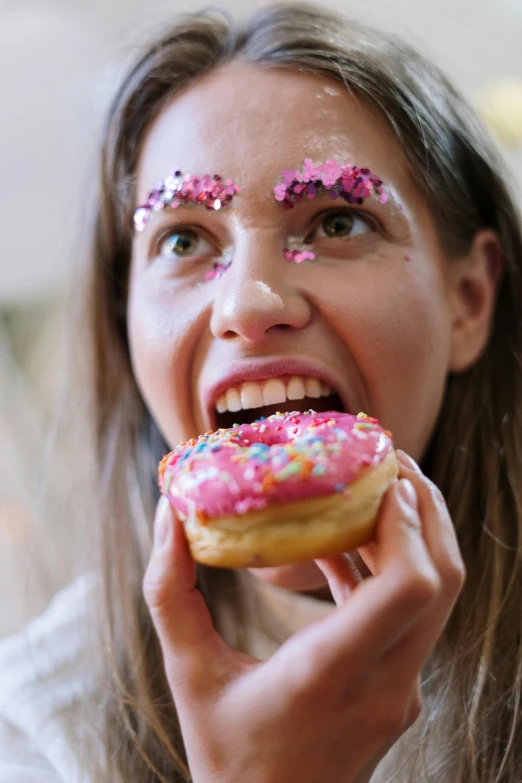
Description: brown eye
xmin=316 ymin=210 xmax=373 ymax=240
xmin=322 ymin=212 xmax=354 ymax=237
xmin=159 ymin=230 xmax=208 ymax=258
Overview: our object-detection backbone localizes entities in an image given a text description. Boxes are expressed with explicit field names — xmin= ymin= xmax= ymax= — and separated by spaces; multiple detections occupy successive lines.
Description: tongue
xmin=216 ymin=394 xmax=343 ymax=429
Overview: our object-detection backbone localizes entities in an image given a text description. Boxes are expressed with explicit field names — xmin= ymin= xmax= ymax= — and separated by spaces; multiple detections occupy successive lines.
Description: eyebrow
xmin=133 ymin=170 xmax=240 ymax=233
xmin=273 ymin=158 xmax=402 ymax=212
xmin=133 ymin=159 xmax=403 ymax=235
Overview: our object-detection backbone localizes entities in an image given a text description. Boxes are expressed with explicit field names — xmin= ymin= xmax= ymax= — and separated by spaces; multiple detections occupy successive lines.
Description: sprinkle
xmin=261 ymin=474 xmax=276 ymax=491
xmin=300 ymin=459 xmax=314 ymax=478
xmin=275 ymin=462 xmax=301 ymax=481
xmin=196 ymin=508 xmax=208 ymax=525
xmin=157 ymin=451 xmax=173 ymax=486
xmin=356 ymin=412 xmax=376 ymax=422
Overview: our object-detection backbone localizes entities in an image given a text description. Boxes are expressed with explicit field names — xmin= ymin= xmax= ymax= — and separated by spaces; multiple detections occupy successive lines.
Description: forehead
xmin=136 ymin=61 xmax=414 ymax=206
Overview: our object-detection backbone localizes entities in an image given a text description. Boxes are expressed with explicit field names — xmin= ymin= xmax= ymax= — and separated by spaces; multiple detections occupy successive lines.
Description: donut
xmin=158 ymin=411 xmax=397 ymax=568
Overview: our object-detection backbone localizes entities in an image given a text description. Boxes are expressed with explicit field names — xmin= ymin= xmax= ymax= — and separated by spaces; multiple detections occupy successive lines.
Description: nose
xmin=209 ymin=232 xmax=312 ymax=345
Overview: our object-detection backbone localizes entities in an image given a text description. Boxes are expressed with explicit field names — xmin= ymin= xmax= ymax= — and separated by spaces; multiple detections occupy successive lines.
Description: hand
xmin=143 ymin=451 xmax=465 ymax=783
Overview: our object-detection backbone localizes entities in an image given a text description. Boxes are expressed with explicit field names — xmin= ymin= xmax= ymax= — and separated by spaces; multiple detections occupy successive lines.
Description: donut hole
xmin=215 ymin=392 xmax=344 ymax=430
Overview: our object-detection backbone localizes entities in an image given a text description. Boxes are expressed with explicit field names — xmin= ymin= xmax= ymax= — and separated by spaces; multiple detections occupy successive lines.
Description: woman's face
xmin=128 ymin=63 xmax=456 ymax=591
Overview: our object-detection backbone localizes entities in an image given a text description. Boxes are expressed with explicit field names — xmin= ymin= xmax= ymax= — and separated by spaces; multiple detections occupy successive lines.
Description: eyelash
xmin=150 ymin=206 xmax=382 ymax=259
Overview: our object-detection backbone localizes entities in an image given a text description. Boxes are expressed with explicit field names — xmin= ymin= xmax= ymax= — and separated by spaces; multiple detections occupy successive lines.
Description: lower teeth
xmin=216 ymin=395 xmax=342 ymax=428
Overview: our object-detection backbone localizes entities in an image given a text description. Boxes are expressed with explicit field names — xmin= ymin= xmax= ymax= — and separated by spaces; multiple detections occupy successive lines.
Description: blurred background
xmin=1 ymin=0 xmax=522 ymax=637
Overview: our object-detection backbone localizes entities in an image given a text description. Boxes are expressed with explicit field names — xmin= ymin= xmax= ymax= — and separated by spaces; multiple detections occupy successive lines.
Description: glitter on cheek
xmin=196 ymin=248 xmax=233 ymax=286
xmin=283 ymin=248 xmax=316 ymax=264
xmin=283 ymin=235 xmax=317 ymax=265
xmin=202 ymin=262 xmax=231 ymax=281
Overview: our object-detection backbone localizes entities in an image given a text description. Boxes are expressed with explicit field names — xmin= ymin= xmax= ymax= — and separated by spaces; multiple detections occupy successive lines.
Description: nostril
xmin=222 ymin=323 xmax=294 ymax=341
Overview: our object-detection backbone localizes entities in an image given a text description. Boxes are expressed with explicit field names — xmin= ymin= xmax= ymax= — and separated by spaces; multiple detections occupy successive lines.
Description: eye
xmin=315 ymin=210 xmax=373 ymax=239
xmin=157 ymin=229 xmax=215 ymax=259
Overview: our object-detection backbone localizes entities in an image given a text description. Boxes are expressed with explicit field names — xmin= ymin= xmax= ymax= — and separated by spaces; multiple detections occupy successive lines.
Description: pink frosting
xmin=159 ymin=411 xmax=393 ymax=521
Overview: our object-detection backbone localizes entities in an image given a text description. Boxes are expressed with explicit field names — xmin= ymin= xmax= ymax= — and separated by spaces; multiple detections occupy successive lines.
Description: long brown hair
xmin=84 ymin=4 xmax=522 ymax=780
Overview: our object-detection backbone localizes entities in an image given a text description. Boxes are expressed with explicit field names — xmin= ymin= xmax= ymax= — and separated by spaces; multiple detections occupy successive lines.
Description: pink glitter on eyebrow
xmin=134 ymin=169 xmax=240 ymax=233
xmin=273 ymin=158 xmax=394 ymax=210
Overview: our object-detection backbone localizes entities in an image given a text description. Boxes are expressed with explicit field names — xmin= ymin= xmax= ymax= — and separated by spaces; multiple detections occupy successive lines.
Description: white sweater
xmin=0 ymin=575 xmax=432 ymax=782
xmin=0 ymin=576 xmax=101 ymax=782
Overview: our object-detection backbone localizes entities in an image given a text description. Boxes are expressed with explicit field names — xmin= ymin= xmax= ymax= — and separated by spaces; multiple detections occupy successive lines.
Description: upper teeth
xmin=215 ymin=376 xmax=334 ymax=413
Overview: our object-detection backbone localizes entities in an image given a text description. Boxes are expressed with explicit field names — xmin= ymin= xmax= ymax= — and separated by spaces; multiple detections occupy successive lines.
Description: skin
xmin=135 ymin=61 xmax=498 ymax=783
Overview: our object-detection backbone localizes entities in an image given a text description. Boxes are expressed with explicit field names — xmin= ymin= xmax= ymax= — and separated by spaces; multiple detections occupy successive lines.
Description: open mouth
xmin=214 ymin=374 xmax=345 ymax=429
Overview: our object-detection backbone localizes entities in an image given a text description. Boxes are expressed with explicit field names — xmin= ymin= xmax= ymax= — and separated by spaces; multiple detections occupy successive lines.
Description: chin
xmin=248 ymin=560 xmax=330 ymax=592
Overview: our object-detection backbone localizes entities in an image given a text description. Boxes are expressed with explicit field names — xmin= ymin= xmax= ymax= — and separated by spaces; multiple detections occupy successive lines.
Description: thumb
xmin=143 ymin=496 xmax=229 ymax=695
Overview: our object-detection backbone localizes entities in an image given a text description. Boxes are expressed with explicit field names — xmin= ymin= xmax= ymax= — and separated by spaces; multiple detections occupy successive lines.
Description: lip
xmin=203 ymin=357 xmax=353 ymax=430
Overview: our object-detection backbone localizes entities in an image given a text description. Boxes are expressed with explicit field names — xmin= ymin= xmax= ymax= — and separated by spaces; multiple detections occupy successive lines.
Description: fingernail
xmin=154 ymin=495 xmax=172 ymax=550
xmin=397 ymin=478 xmax=418 ymax=511
xmin=396 ymin=450 xmax=422 ymax=474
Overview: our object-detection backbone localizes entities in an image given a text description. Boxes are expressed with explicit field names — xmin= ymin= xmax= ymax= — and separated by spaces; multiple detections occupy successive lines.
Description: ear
xmin=448 ymin=229 xmax=503 ymax=373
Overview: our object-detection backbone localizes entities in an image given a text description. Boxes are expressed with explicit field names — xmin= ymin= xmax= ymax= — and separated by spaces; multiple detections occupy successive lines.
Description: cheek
xmin=370 ymin=270 xmax=451 ymax=454
xmin=365 ymin=274 xmax=449 ymax=372
xmin=127 ymin=280 xmax=204 ymax=446
xmin=318 ymin=256 xmax=452 ymax=456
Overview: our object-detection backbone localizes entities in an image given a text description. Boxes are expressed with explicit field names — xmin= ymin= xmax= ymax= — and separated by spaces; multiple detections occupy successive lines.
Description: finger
xmin=143 ymin=497 xmax=243 ymax=694
xmin=358 ymin=452 xmax=465 ymax=591
xmin=395 ymin=450 xmax=465 ymax=598
xmin=314 ymin=553 xmax=364 ymax=604
xmin=356 ymin=539 xmax=378 ymax=575
xmin=374 ymin=452 xmax=465 ymax=676
xmin=273 ymin=479 xmax=439 ymax=680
